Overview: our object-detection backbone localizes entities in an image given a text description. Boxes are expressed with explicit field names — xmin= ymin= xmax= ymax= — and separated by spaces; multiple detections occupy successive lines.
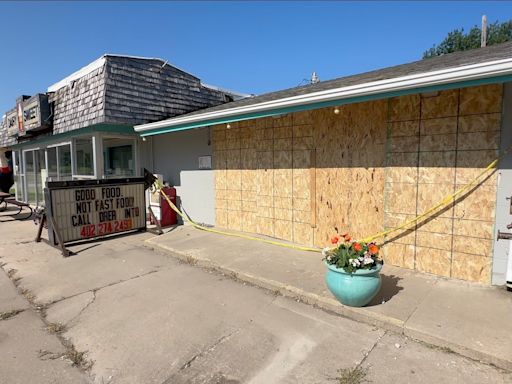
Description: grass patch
xmin=0 ymin=309 xmax=23 ymax=320
xmin=333 ymin=366 xmax=370 ymax=384
xmin=20 ymin=288 xmax=36 ymax=304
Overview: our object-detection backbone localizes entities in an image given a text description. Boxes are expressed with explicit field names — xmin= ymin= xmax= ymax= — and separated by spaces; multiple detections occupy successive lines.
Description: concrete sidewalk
xmin=146 ymin=225 xmax=512 ymax=371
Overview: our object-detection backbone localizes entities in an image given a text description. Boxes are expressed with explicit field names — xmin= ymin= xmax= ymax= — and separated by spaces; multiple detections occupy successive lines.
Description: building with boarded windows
xmin=135 ymin=42 xmax=512 ymax=286
xmin=0 ymin=54 xmax=239 ymax=206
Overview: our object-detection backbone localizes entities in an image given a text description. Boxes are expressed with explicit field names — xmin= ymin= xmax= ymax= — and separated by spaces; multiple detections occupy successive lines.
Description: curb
xmin=145 ymin=238 xmax=512 ymax=372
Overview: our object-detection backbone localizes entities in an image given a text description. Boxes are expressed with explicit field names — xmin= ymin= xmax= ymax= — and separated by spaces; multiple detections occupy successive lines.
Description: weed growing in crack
xmin=7 ymin=269 xmax=17 ymax=278
xmin=46 ymin=322 xmax=66 ymax=334
xmin=20 ymin=288 xmax=36 ymax=304
xmin=332 ymin=366 xmax=370 ymax=384
xmin=0 ymin=309 xmax=23 ymax=320
xmin=65 ymin=344 xmax=92 ymax=369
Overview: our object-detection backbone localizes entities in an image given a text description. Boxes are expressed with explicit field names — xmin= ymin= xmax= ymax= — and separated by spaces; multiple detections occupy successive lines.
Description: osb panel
xmin=419 ymin=133 xmax=457 ymax=152
xmin=274 ymin=208 xmax=293 ymax=221
xmin=215 ymin=170 xmax=227 ymax=190
xmin=416 ymin=231 xmax=452 ymax=251
xmin=418 ymin=151 xmax=455 ymax=184
xmin=215 ymin=209 xmax=227 ymax=228
xmin=213 ymin=151 xmax=227 ymax=169
xmin=275 ymin=219 xmax=293 ymax=242
xmin=227 ymin=210 xmax=242 ymax=231
xmin=293 ymin=222 xmax=314 ymax=245
xmin=293 ymin=197 xmax=310 ymax=211
xmin=274 ymin=170 xmax=293 ymax=197
xmin=385 ymin=183 xmax=418 ymax=215
xmin=415 ymin=247 xmax=451 ymax=277
xmin=457 ymin=131 xmax=500 ymax=151
xmin=453 ymin=185 xmax=496 ymax=221
xmin=455 ymin=150 xmax=499 ymax=185
xmin=389 ymin=94 xmax=420 ymax=122
xmin=417 ymin=216 xmax=453 ymax=234
xmin=257 ymin=206 xmax=273 ymax=219
xmin=226 ymin=169 xmax=241 ymax=190
xmin=292 ymin=169 xmax=311 ymax=199
xmin=226 ymin=199 xmax=241 ymax=211
xmin=256 ymin=138 xmax=273 ymax=151
xmin=421 ymin=117 xmax=458 ymax=136
xmin=293 ymin=150 xmax=312 ymax=169
xmin=274 ymin=126 xmax=293 ymax=139
xmin=420 ymin=90 xmax=458 ymax=119
xmin=388 ymin=135 xmax=419 ymax=153
xmin=386 ymin=152 xmax=418 ymax=184
xmin=293 ymin=124 xmax=313 ymax=137
xmin=216 ymin=198 xmax=227 ymax=210
xmin=451 ymin=253 xmax=491 ymax=284
xmin=292 ymin=110 xmax=313 ymax=125
xmin=241 ymin=212 xmax=257 ymax=234
xmin=453 ymin=218 xmax=494 ymax=239
xmin=458 ymin=113 xmax=501 ymax=133
xmin=274 ymin=138 xmax=293 ymax=151
xmin=256 ymin=169 xmax=273 ymax=196
xmin=242 ymin=200 xmax=257 ymax=213
xmin=274 ymin=196 xmax=293 ymax=209
xmin=381 ymin=243 xmax=415 ymax=269
xmin=257 ymin=217 xmax=274 ymax=237
xmin=241 ymin=170 xmax=257 ymax=192
xmin=293 ymin=209 xmax=310 ymax=224
xmin=417 ymin=183 xmax=454 ymax=218
xmin=293 ymin=137 xmax=314 ymax=150
xmin=389 ymin=120 xmax=419 ymax=137
xmin=452 ymin=235 xmax=493 ymax=257
xmin=241 ymin=149 xmax=258 ymax=170
xmin=459 ymin=84 xmax=503 ymax=116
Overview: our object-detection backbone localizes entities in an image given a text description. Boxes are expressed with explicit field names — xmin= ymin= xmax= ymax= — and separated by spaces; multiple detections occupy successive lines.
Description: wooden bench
xmin=4 ymin=198 xmax=33 ymax=220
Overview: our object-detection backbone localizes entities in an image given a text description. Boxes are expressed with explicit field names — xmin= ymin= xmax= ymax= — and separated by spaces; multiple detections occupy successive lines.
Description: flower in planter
xmin=323 ymin=233 xmax=382 ymax=274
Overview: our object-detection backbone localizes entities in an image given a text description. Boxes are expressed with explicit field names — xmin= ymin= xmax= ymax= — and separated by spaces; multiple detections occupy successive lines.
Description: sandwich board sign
xmin=44 ymin=178 xmax=146 ymax=253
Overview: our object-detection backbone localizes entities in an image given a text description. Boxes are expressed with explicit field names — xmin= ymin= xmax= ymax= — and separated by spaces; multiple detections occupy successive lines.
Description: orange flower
xmin=368 ymin=244 xmax=379 ymax=254
xmin=344 ymin=235 xmax=352 ymax=242
xmin=353 ymin=243 xmax=362 ymax=252
xmin=330 ymin=235 xmax=340 ymax=244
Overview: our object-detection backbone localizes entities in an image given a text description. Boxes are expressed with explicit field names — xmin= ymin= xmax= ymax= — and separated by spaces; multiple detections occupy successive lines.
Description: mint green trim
xmin=141 ymin=75 xmax=512 ymax=137
xmin=10 ymin=124 xmax=136 ymax=149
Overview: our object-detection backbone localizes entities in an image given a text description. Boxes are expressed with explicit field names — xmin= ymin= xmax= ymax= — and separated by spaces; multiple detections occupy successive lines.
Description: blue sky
xmin=1 ymin=1 xmax=511 ymax=114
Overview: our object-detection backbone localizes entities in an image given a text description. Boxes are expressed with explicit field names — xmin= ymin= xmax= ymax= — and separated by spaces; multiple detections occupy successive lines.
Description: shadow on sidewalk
xmin=366 ymin=274 xmax=403 ymax=306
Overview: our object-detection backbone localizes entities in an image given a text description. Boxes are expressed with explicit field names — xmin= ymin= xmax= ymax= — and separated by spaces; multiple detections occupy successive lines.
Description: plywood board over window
xmin=212 ymin=84 xmax=504 ymax=284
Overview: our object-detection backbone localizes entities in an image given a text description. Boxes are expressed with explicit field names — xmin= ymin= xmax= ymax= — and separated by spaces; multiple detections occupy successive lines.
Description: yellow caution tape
xmin=154 ymin=146 xmax=504 ymax=252
xmin=155 ymin=182 xmax=320 ymax=252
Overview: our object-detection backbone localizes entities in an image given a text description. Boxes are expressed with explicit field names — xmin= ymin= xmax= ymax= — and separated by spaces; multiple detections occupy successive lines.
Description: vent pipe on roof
xmin=481 ymin=15 xmax=488 ymax=47
xmin=311 ymin=72 xmax=320 ymax=84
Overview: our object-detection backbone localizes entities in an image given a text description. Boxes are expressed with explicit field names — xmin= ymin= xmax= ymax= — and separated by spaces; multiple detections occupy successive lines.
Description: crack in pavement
xmin=43 ymin=268 xmax=163 ymax=308
xmin=160 ymin=328 xmax=241 ymax=384
xmin=356 ymin=329 xmax=387 ymax=369
xmin=65 ymin=291 xmax=97 ymax=328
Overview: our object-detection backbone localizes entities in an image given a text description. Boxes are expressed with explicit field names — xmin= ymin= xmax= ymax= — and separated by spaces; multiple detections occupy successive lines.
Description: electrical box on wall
xmin=198 ymin=155 xmax=212 ymax=170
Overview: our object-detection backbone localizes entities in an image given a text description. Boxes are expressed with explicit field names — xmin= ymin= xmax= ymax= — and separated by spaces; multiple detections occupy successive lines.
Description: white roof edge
xmin=47 ymin=54 xmax=196 ymax=93
xmin=202 ymin=83 xmax=254 ymax=100
xmin=47 ymin=56 xmax=107 ymax=92
xmin=135 ymin=57 xmax=512 ymax=133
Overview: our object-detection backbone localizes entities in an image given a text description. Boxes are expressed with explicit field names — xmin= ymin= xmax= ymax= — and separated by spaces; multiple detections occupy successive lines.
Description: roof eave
xmin=135 ymin=57 xmax=512 ymax=136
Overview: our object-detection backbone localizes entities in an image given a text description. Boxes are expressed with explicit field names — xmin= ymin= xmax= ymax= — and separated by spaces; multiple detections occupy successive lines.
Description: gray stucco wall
xmin=150 ymin=127 xmax=215 ymax=225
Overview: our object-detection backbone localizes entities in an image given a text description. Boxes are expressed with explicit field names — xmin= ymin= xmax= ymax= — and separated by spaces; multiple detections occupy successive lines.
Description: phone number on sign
xmin=80 ymin=219 xmax=133 ymax=238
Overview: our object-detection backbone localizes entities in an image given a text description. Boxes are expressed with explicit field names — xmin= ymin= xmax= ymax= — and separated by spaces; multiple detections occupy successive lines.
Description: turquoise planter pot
xmin=325 ymin=262 xmax=382 ymax=307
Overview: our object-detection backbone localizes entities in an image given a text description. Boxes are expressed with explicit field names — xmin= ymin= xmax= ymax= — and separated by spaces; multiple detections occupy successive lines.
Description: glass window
xmin=58 ymin=144 xmax=72 ymax=180
xmin=103 ymin=138 xmax=134 ymax=177
xmin=47 ymin=147 xmax=58 ymax=180
xmin=24 ymin=151 xmax=36 ymax=204
xmin=74 ymin=138 xmax=94 ymax=176
xmin=13 ymin=151 xmax=24 ymax=201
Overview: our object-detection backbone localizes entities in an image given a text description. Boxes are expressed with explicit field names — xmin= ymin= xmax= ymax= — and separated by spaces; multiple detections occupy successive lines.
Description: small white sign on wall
xmin=198 ymin=155 xmax=212 ymax=170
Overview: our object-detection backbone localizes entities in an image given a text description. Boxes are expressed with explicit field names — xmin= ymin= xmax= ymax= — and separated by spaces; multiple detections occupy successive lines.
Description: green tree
xmin=423 ymin=20 xmax=512 ymax=59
